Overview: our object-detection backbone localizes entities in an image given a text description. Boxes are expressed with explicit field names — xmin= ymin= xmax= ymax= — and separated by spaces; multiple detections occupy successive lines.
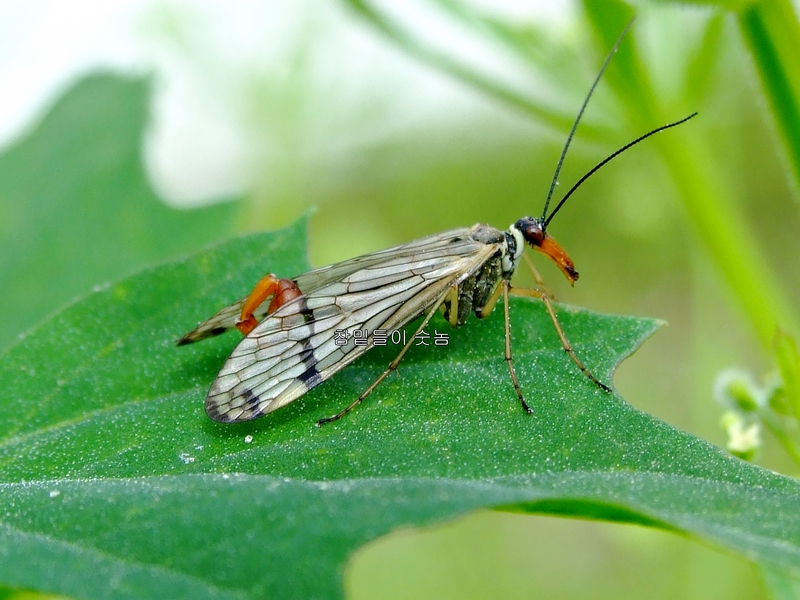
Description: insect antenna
xmin=540 ymin=19 xmax=634 ymax=223
xmin=543 ymin=112 xmax=698 ymax=229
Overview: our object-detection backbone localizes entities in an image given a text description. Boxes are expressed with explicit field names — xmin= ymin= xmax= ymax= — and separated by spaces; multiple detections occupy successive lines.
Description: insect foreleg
xmin=508 ymin=286 xmax=611 ymax=393
xmin=521 ymin=252 xmax=555 ymax=300
xmin=236 ymin=274 xmax=302 ymax=335
xmin=316 ymin=284 xmax=455 ymax=426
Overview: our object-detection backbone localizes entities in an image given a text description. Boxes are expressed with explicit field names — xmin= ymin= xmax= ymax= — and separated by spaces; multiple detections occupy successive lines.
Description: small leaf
xmin=2 ymin=221 xmax=800 ymax=599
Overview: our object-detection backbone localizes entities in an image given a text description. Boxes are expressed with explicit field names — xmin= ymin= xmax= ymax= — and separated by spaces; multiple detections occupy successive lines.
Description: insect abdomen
xmin=440 ymin=253 xmax=505 ymax=327
xmin=472 ymin=255 xmax=503 ymax=316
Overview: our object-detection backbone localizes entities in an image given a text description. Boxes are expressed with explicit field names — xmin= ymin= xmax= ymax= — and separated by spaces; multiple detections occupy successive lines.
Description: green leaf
xmin=2 ymin=219 xmax=800 ymax=599
xmin=0 ymin=74 xmax=239 ymax=352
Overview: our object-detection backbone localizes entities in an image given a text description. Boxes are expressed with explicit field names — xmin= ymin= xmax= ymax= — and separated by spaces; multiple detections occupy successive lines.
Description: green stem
xmin=760 ymin=410 xmax=800 ymax=467
xmin=343 ymin=0 xmax=610 ymax=142
xmin=655 ymin=130 xmax=800 ymax=347
xmin=584 ymin=0 xmax=800 ymax=347
xmin=775 ymin=331 xmax=800 ymax=427
xmin=348 ymin=0 xmax=800 ymax=348
xmin=738 ymin=0 xmax=800 ymax=192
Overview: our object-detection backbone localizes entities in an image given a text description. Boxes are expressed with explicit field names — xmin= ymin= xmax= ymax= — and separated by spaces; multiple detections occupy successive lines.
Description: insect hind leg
xmin=509 ymin=285 xmax=611 ymax=393
xmin=317 ymin=285 xmax=453 ymax=426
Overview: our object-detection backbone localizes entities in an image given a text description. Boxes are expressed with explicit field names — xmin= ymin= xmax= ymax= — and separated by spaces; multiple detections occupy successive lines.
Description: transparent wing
xmin=292 ymin=227 xmax=475 ymax=292
xmin=204 ymin=232 xmax=500 ymax=422
xmin=177 ymin=296 xmax=252 ymax=345
xmin=178 ymin=227 xmax=475 ymax=345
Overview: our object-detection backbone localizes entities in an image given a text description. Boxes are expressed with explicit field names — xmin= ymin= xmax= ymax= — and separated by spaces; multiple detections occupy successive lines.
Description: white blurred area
xmin=0 ymin=0 xmax=572 ymax=208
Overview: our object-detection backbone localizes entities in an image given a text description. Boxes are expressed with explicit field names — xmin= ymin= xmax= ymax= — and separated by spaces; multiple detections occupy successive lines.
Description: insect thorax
xmin=440 ymin=224 xmax=521 ymax=327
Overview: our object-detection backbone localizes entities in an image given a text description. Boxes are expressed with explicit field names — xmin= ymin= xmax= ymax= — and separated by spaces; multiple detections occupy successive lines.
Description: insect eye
xmin=515 ymin=217 xmax=544 ymax=247
xmin=525 ymin=225 xmax=544 ymax=246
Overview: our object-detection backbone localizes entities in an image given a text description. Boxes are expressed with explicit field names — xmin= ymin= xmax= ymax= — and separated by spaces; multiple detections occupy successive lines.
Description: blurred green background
xmin=2 ymin=0 xmax=800 ymax=598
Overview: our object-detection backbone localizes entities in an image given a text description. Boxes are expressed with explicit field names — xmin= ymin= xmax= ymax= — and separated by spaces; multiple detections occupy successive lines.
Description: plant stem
xmin=738 ymin=0 xmax=800 ymax=193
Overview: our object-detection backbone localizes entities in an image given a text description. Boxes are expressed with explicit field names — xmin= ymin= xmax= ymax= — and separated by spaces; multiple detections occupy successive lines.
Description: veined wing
xmin=204 ymin=232 xmax=501 ymax=422
xmin=178 ymin=227 xmax=476 ymax=345
xmin=177 ymin=296 xmax=252 ymax=345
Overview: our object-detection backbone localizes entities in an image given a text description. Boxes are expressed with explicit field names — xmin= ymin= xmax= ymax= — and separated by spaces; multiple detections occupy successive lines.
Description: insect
xmin=179 ymin=29 xmax=696 ymax=425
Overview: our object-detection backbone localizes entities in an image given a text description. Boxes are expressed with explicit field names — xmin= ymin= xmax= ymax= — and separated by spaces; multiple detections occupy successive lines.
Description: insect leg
xmin=445 ymin=285 xmax=460 ymax=327
xmin=317 ymin=286 xmax=454 ymax=426
xmin=236 ymin=274 xmax=302 ymax=335
xmin=522 ymin=252 xmax=555 ymax=299
xmin=502 ymin=281 xmax=533 ymax=414
xmin=475 ymin=279 xmax=532 ymax=411
xmin=477 ymin=280 xmax=503 ymax=319
xmin=509 ymin=286 xmax=611 ymax=393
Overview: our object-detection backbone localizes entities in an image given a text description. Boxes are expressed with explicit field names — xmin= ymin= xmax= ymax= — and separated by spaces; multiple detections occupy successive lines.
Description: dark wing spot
xmin=298 ymin=347 xmax=314 ymax=365
xmin=298 ymin=366 xmax=322 ymax=388
xmin=205 ymin=401 xmax=229 ymax=422
xmin=176 ymin=325 xmax=230 ymax=346
xmin=241 ymin=388 xmax=261 ymax=411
